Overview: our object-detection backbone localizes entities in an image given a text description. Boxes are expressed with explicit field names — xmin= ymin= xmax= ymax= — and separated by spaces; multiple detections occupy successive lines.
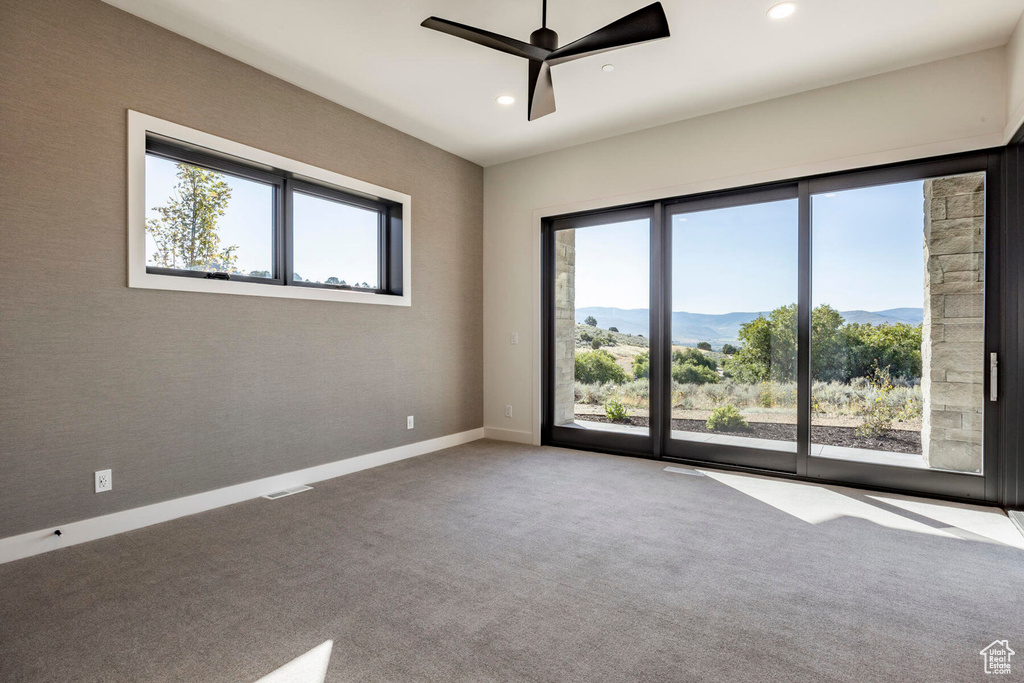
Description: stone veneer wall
xmin=554 ymin=230 xmax=577 ymax=426
xmin=921 ymin=173 xmax=985 ymax=472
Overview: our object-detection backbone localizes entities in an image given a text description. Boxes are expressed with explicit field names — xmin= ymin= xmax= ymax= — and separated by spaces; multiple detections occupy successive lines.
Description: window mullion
xmin=283 ymin=178 xmax=295 ymax=286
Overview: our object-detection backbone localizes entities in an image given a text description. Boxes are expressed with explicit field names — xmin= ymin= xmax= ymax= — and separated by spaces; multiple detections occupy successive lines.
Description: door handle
xmin=990 ymin=352 xmax=998 ymax=402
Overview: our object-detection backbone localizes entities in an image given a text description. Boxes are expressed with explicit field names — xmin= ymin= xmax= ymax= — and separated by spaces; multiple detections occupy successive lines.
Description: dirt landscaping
xmin=576 ymin=413 xmax=923 ymax=454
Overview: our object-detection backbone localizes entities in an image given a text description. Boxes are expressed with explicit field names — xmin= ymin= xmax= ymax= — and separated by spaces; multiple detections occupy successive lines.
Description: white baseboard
xmin=0 ymin=428 xmax=485 ymax=565
xmin=484 ymin=427 xmax=537 ymax=445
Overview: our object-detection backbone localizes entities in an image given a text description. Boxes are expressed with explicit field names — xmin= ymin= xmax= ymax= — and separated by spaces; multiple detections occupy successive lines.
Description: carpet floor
xmin=1 ymin=440 xmax=1022 ymax=682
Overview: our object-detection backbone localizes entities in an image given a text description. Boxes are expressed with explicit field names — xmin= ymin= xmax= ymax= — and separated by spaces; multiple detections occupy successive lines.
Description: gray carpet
xmin=1 ymin=440 xmax=1022 ymax=682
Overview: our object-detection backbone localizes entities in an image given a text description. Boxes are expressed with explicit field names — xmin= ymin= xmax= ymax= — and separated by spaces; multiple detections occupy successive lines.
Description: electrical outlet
xmin=407 ymin=415 xmax=414 ymax=429
xmin=505 ymin=405 xmax=512 ymax=418
xmin=95 ymin=469 xmax=112 ymax=493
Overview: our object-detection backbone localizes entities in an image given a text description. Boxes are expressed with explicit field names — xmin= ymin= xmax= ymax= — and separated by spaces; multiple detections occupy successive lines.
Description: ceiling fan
xmin=421 ymin=1 xmax=671 ymax=121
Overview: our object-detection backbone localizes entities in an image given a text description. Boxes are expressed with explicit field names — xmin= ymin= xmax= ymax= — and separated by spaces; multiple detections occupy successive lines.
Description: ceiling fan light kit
xmin=421 ymin=1 xmax=671 ymax=121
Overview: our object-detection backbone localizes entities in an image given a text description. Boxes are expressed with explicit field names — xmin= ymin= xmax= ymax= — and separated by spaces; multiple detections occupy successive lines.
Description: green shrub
xmin=672 ymin=361 xmax=719 ymax=385
xmin=857 ymin=400 xmax=897 ymax=438
xmin=575 ymin=381 xmax=613 ymax=405
xmin=618 ymin=379 xmax=650 ymax=401
xmin=604 ymin=397 xmax=629 ymax=421
xmin=591 ymin=338 xmax=602 ymax=349
xmin=855 ymin=364 xmax=896 ymax=437
xmin=706 ymin=405 xmax=748 ymax=431
xmin=584 ymin=316 xmax=597 ymax=326
xmin=608 ymin=327 xmax=618 ymax=333
xmin=721 ymin=343 xmax=738 ymax=355
xmin=632 ymin=352 xmax=650 ymax=379
xmin=575 ymin=349 xmax=626 ymax=384
xmin=843 ymin=322 xmax=922 ymax=382
xmin=674 ymin=395 xmax=695 ymax=410
xmin=579 ymin=331 xmax=593 ymax=342
xmin=697 ymin=341 xmax=712 ymax=351
xmin=673 ymin=347 xmax=717 ymax=371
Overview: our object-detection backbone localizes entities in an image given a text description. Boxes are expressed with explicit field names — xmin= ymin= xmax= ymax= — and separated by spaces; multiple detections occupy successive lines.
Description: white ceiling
xmin=102 ymin=0 xmax=1024 ymax=166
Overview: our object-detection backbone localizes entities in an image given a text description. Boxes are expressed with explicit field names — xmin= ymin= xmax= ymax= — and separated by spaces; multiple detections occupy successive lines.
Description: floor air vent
xmin=263 ymin=485 xmax=313 ymax=500
xmin=664 ymin=466 xmax=705 ymax=477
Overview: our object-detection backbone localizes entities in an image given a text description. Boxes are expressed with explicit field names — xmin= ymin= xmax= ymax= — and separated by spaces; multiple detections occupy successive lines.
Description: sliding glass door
xmin=543 ymin=207 xmax=660 ymax=454
xmin=804 ymin=163 xmax=997 ymax=498
xmin=543 ymin=154 xmax=998 ymax=501
xmin=664 ymin=188 xmax=799 ymax=472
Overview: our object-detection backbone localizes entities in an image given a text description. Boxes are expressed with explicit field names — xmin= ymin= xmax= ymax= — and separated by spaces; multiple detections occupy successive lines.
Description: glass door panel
xmin=809 ymin=173 xmax=986 ymax=475
xmin=542 ymin=157 xmax=995 ymax=502
xmin=548 ymin=213 xmax=653 ymax=449
xmin=665 ymin=194 xmax=799 ymax=472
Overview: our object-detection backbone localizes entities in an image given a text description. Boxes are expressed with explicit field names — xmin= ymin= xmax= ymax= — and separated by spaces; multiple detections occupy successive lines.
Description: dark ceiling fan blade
xmin=421 ymin=17 xmax=550 ymax=61
xmin=528 ymin=60 xmax=556 ymax=121
xmin=544 ymin=2 xmax=670 ymax=66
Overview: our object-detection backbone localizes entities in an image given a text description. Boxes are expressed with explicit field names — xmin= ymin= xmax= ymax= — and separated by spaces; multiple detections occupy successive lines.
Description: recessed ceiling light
xmin=602 ymin=64 xmax=615 ymax=72
xmin=495 ymin=95 xmax=515 ymax=106
xmin=767 ymin=2 xmax=796 ymax=19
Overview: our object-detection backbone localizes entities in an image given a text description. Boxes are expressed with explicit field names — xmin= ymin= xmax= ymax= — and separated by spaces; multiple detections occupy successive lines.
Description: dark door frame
xmin=542 ymin=147 xmax=1017 ymax=508
xmin=542 ymin=205 xmax=662 ymax=457
xmin=660 ymin=184 xmax=800 ymax=474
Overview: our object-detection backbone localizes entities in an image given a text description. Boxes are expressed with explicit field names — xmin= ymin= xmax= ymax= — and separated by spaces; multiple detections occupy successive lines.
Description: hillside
xmin=576 ymin=306 xmax=924 ymax=346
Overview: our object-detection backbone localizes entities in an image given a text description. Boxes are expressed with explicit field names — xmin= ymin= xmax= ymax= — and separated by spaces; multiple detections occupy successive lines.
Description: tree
xmin=248 ymin=270 xmax=270 ymax=278
xmin=725 ymin=303 xmax=920 ymax=384
xmin=147 ymin=164 xmax=238 ymax=271
xmin=671 ymin=347 xmax=719 ymax=385
xmin=608 ymin=327 xmax=619 ymax=333
xmin=293 ymin=273 xmax=304 ymax=282
xmin=697 ymin=341 xmax=712 ymax=351
xmin=722 ymin=343 xmax=738 ymax=355
xmin=584 ymin=316 xmax=598 ymax=327
xmin=672 ymin=362 xmax=719 ymax=385
xmin=843 ymin=322 xmax=921 ymax=380
xmin=811 ymin=304 xmax=848 ymax=382
xmin=575 ymin=349 xmax=626 ymax=384
xmin=728 ymin=304 xmax=797 ymax=383
xmin=632 ymin=352 xmax=650 ymax=379
xmin=325 ymin=276 xmax=340 ymax=285
xmin=673 ymin=347 xmax=716 ymax=371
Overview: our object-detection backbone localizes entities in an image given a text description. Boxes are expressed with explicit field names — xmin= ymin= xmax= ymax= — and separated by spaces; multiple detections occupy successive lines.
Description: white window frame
xmin=127 ymin=110 xmax=412 ymax=306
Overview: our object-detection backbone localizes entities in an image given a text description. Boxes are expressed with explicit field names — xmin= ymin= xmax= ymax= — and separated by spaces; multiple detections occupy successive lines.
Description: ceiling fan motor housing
xmin=530 ymin=27 xmax=558 ymax=51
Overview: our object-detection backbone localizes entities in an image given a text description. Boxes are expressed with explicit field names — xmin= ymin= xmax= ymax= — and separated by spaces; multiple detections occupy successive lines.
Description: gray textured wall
xmin=0 ymin=0 xmax=483 ymax=538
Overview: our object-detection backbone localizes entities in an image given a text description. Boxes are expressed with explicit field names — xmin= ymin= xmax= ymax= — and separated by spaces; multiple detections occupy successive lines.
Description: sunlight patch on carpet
xmin=701 ymin=470 xmax=1023 ymax=548
xmin=254 ymin=640 xmax=333 ymax=683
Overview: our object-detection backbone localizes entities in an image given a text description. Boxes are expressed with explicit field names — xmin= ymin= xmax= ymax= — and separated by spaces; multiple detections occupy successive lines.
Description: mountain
xmin=841 ymin=308 xmax=924 ymax=325
xmin=575 ymin=306 xmax=923 ymax=344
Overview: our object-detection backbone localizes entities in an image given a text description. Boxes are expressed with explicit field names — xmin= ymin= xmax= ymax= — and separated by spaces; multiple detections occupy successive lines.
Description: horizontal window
xmin=128 ymin=111 xmax=410 ymax=305
xmin=144 ymin=151 xmax=278 ymax=282
xmin=290 ymin=183 xmax=383 ymax=291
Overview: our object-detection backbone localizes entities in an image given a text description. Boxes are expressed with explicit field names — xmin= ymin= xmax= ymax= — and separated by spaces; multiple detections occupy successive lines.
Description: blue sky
xmin=573 ymin=180 xmax=926 ymax=314
xmin=145 ymin=155 xmax=378 ymax=284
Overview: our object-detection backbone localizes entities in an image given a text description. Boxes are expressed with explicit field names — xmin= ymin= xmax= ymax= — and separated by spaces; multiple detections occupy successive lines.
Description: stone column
xmin=554 ymin=230 xmax=576 ymax=426
xmin=921 ymin=173 xmax=985 ymax=472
